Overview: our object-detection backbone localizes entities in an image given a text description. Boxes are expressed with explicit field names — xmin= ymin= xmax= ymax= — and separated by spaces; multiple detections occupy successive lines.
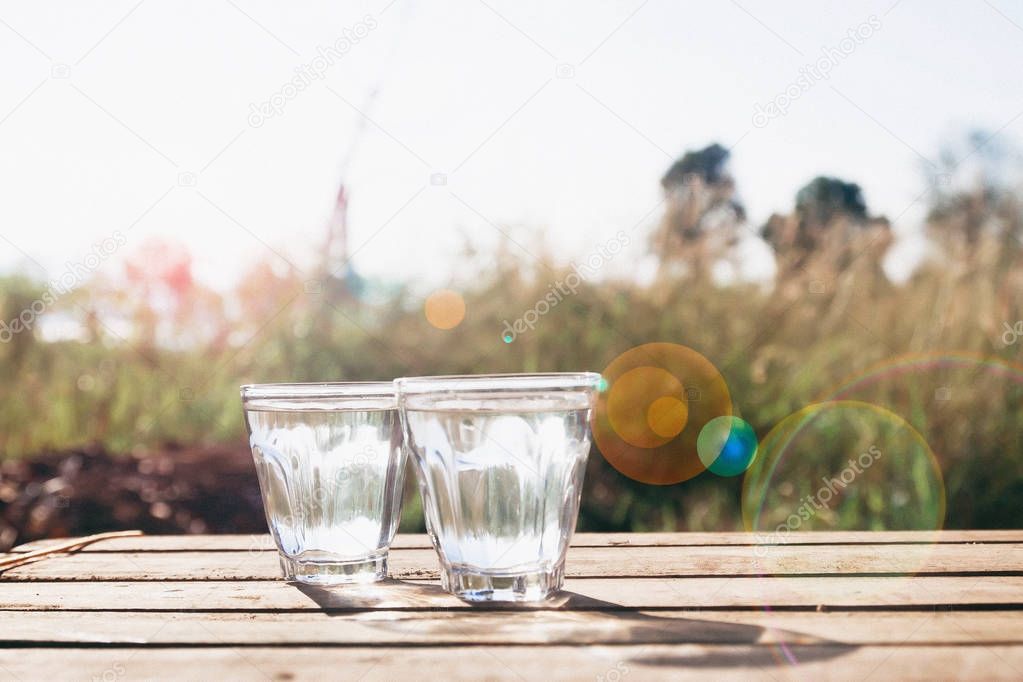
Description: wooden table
xmin=1 ymin=531 xmax=1022 ymax=680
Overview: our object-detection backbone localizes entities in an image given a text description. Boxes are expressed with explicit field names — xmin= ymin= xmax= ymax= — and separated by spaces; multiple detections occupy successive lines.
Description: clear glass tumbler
xmin=396 ymin=373 xmax=602 ymax=602
xmin=240 ymin=382 xmax=406 ymax=584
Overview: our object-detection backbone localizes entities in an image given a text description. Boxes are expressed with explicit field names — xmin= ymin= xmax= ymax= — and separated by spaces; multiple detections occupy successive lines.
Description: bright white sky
xmin=2 ymin=0 xmax=1022 ymax=292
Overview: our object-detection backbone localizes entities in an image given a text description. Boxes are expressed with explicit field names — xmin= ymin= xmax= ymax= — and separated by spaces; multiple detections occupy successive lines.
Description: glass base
xmin=441 ymin=564 xmax=565 ymax=602
xmin=279 ymin=553 xmax=387 ymax=585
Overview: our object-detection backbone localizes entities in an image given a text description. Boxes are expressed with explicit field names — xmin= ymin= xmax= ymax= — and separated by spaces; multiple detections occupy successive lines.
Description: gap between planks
xmin=1 ymin=644 xmax=1022 ymax=681
xmin=3 ymin=543 xmax=1021 ymax=581
xmin=11 ymin=530 xmax=1023 ymax=554
xmin=2 ymin=609 xmax=1023 ymax=647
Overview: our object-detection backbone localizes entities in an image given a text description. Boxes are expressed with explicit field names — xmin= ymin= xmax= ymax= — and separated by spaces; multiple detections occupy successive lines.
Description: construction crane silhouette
xmin=321 ymin=3 xmax=409 ymax=298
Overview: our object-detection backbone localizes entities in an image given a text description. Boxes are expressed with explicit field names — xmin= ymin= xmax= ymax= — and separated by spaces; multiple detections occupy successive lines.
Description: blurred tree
xmin=123 ymin=238 xmax=193 ymax=351
xmin=762 ymin=177 xmax=887 ymax=265
xmin=760 ymin=176 xmax=892 ymax=300
xmin=653 ymin=143 xmax=746 ymax=279
xmin=927 ymin=130 xmax=1023 ymax=267
xmin=794 ymin=176 xmax=868 ymax=238
xmin=921 ymin=130 xmax=1023 ymax=348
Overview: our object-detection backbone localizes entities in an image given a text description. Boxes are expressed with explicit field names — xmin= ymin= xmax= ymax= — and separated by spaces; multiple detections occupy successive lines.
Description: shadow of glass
xmin=292 ymin=578 xmax=450 ymax=613
xmin=630 ymin=644 xmax=857 ymax=669
xmin=556 ymin=593 xmax=857 ymax=667
xmin=298 ymin=583 xmax=858 ymax=668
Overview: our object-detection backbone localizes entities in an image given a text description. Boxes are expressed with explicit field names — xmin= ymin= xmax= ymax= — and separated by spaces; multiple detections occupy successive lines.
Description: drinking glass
xmin=240 ymin=382 xmax=406 ymax=584
xmin=396 ymin=373 xmax=602 ymax=602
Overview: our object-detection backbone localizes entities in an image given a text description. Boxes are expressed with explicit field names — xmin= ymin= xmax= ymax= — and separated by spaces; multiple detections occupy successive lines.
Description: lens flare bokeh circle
xmin=742 ymin=400 xmax=945 ymax=535
xmin=424 ymin=289 xmax=466 ymax=330
xmin=607 ymin=366 xmax=686 ymax=448
xmin=697 ymin=416 xmax=758 ymax=477
xmin=749 ymin=354 xmax=1023 ymax=667
xmin=594 ymin=343 xmax=732 ymax=484
xmin=647 ymin=396 xmax=689 ymax=439
xmin=743 ymin=399 xmax=948 ymax=666
xmin=818 ymin=351 xmax=1023 ymax=405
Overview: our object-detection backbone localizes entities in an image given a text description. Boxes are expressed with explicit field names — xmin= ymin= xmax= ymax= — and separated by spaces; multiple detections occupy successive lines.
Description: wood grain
xmin=1 ymin=645 xmax=1022 ymax=681
xmin=12 ymin=530 xmax=1023 ymax=553
xmin=2 ymin=609 xmax=1022 ymax=646
xmin=3 ymin=543 xmax=1020 ymax=581
xmin=2 ymin=576 xmax=1020 ymax=611
xmin=2 ymin=532 xmax=1020 ymax=681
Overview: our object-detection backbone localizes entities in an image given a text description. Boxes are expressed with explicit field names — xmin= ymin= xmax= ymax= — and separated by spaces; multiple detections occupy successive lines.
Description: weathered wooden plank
xmin=2 ymin=576 xmax=1020 ymax=611
xmin=1 ymin=644 xmax=1021 ymax=681
xmin=13 ymin=530 xmax=1023 ymax=553
xmin=11 ymin=533 xmax=434 ymax=553
xmin=3 ymin=543 xmax=1020 ymax=581
xmin=1 ymin=609 xmax=1022 ymax=646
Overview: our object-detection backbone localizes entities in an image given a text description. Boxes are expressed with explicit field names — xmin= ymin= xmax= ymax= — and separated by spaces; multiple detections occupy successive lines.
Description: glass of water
xmin=396 ymin=373 xmax=602 ymax=602
xmin=240 ymin=382 xmax=406 ymax=584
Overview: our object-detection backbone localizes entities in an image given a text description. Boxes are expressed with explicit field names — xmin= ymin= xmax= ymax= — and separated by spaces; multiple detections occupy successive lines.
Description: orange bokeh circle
xmin=594 ymin=343 xmax=731 ymax=484
xmin=607 ymin=367 xmax=685 ymax=448
xmin=648 ymin=396 xmax=688 ymax=439
xmin=424 ymin=289 xmax=466 ymax=330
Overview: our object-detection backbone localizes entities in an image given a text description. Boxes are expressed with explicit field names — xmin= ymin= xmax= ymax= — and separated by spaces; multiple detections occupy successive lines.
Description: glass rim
xmin=394 ymin=372 xmax=602 ymax=395
xmin=240 ymin=381 xmax=395 ymax=403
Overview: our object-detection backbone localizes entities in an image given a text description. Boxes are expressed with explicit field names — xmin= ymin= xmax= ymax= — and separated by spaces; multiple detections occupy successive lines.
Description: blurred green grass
xmin=1 ymin=138 xmax=1021 ymax=533
xmin=2 ymin=249 xmax=1020 ymax=532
